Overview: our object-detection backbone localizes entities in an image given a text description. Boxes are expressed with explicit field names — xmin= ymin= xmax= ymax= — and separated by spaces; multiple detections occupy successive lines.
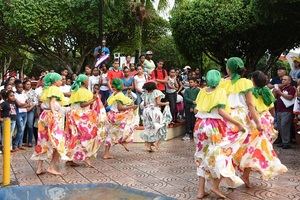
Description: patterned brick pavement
xmin=0 ymin=139 xmax=299 ymax=200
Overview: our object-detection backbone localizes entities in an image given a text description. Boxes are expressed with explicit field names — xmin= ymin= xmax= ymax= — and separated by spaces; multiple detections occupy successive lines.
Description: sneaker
xmin=182 ymin=134 xmax=190 ymax=141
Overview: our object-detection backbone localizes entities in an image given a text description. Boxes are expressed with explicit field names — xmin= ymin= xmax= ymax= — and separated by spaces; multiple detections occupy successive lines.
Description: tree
xmin=129 ymin=0 xmax=183 ymax=56
xmin=1 ymin=0 xmax=137 ymax=73
xmin=170 ymin=0 xmax=300 ymax=72
xmin=143 ymin=35 xmax=187 ymax=68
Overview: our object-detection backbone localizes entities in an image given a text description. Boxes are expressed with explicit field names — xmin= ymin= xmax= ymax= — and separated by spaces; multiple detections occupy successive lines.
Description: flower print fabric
xmin=140 ymin=90 xmax=172 ymax=142
xmin=65 ymin=88 xmax=107 ymax=161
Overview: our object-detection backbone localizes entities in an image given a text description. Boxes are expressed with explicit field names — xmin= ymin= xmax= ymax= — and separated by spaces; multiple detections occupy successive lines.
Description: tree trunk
xmin=75 ymin=49 xmax=92 ymax=74
xmin=2 ymin=56 xmax=12 ymax=81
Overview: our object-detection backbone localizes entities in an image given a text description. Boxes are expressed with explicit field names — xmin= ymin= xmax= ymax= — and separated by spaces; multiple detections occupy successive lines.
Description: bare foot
xmin=103 ymin=154 xmax=114 ymax=159
xmin=149 ymin=145 xmax=155 ymax=152
xmin=85 ymin=158 xmax=95 ymax=168
xmin=36 ymin=168 xmax=46 ymax=175
xmin=153 ymin=142 xmax=159 ymax=151
xmin=121 ymin=143 xmax=130 ymax=152
xmin=196 ymin=192 xmax=209 ymax=199
xmin=241 ymin=175 xmax=251 ymax=188
xmin=145 ymin=144 xmax=152 ymax=152
xmin=47 ymin=168 xmax=62 ymax=176
xmin=211 ymin=188 xmax=226 ymax=199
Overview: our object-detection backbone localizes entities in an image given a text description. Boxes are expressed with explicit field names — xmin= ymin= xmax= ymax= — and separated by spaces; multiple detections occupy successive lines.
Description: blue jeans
xmin=26 ymin=110 xmax=35 ymax=145
xmin=14 ymin=112 xmax=27 ymax=148
xmin=100 ymin=90 xmax=110 ymax=106
xmin=1 ymin=120 xmax=16 ymax=149
xmin=9 ymin=120 xmax=16 ymax=148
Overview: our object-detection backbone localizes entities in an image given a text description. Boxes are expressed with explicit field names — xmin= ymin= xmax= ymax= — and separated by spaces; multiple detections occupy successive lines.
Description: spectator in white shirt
xmin=13 ymin=80 xmax=29 ymax=150
xmin=60 ymin=75 xmax=71 ymax=97
xmin=23 ymin=80 xmax=38 ymax=147
xmin=99 ymin=65 xmax=110 ymax=105
xmin=89 ymin=67 xmax=100 ymax=92
xmin=134 ymin=66 xmax=148 ymax=125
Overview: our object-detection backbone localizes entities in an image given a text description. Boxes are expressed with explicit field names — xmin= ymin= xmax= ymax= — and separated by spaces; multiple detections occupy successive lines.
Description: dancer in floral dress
xmin=65 ymin=74 xmax=106 ymax=167
xmin=31 ymin=73 xmax=68 ymax=175
xmin=219 ymin=57 xmax=287 ymax=187
xmin=251 ymin=70 xmax=277 ymax=143
xmin=104 ymin=78 xmax=138 ymax=159
xmin=140 ymin=81 xmax=172 ymax=152
xmin=194 ymin=70 xmax=245 ymax=199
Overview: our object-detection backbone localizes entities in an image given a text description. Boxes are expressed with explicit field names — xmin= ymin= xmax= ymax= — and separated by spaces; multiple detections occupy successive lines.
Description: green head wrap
xmin=71 ymin=74 xmax=88 ymax=91
xmin=226 ymin=57 xmax=244 ymax=84
xmin=112 ymin=78 xmax=123 ymax=91
xmin=252 ymin=86 xmax=275 ymax=106
xmin=206 ymin=69 xmax=221 ymax=88
xmin=43 ymin=73 xmax=62 ymax=88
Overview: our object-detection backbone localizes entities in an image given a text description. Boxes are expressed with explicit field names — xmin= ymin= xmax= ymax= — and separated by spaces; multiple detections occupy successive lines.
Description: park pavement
xmin=0 ymin=138 xmax=299 ymax=200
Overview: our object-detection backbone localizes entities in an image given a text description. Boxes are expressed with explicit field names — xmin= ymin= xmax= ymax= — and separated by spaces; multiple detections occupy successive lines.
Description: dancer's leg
xmin=197 ymin=177 xmax=208 ymax=199
xmin=103 ymin=145 xmax=113 ymax=159
xmin=47 ymin=150 xmax=61 ymax=175
xmin=36 ymin=160 xmax=45 ymax=175
xmin=242 ymin=167 xmax=251 ymax=188
xmin=211 ymin=178 xmax=226 ymax=199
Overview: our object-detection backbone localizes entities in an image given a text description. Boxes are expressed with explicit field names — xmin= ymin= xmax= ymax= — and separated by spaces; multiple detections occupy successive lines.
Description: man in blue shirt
xmin=94 ymin=39 xmax=110 ymax=67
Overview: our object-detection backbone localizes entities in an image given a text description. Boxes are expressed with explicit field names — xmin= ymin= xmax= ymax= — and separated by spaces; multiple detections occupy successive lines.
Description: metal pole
xmin=2 ymin=118 xmax=11 ymax=186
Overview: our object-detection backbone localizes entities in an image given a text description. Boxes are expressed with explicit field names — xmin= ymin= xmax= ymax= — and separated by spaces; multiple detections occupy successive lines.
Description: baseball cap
xmin=146 ymin=51 xmax=153 ymax=55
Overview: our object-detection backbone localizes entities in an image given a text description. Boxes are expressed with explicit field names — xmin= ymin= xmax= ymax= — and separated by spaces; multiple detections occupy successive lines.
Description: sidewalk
xmin=0 ymin=139 xmax=298 ymax=200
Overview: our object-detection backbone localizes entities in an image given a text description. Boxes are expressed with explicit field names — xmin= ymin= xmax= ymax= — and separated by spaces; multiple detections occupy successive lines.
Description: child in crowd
xmin=0 ymin=90 xmax=18 ymax=152
xmin=182 ymin=78 xmax=200 ymax=140
xmin=166 ymin=68 xmax=179 ymax=126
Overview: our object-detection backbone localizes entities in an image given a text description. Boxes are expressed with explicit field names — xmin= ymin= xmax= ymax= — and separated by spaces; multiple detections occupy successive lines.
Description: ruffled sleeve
xmin=254 ymin=96 xmax=274 ymax=113
xmin=40 ymin=86 xmax=65 ymax=103
xmin=219 ymin=78 xmax=253 ymax=95
xmin=195 ymin=87 xmax=228 ymax=113
xmin=70 ymin=87 xmax=93 ymax=104
xmin=152 ymin=90 xmax=165 ymax=99
xmin=107 ymin=92 xmax=133 ymax=106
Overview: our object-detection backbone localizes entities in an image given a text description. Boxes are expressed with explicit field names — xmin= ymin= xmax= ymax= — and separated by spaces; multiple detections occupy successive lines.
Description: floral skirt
xmin=258 ymin=111 xmax=278 ymax=143
xmin=106 ymin=109 xmax=139 ymax=146
xmin=140 ymin=105 xmax=172 ymax=143
xmin=31 ymin=110 xmax=68 ymax=161
xmin=194 ymin=117 xmax=241 ymax=182
xmin=230 ymin=108 xmax=287 ymax=180
xmin=65 ymin=99 xmax=106 ymax=161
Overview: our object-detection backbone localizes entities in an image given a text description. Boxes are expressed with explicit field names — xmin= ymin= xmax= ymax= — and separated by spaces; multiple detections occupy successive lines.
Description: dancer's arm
xmin=269 ymin=107 xmax=275 ymax=117
xmin=117 ymin=103 xmax=137 ymax=111
xmin=245 ymin=91 xmax=262 ymax=131
xmin=218 ymin=108 xmax=245 ymax=132
xmin=80 ymin=95 xmax=97 ymax=108
xmin=49 ymin=97 xmax=57 ymax=113
xmin=155 ymin=96 xmax=169 ymax=107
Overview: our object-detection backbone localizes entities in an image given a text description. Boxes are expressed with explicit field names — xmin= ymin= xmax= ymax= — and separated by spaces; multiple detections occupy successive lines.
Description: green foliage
xmin=143 ymin=35 xmax=187 ymax=69
xmin=1 ymin=0 xmax=138 ymax=74
xmin=171 ymin=0 xmax=300 ymax=72
xmin=0 ymin=0 xmax=186 ymax=75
